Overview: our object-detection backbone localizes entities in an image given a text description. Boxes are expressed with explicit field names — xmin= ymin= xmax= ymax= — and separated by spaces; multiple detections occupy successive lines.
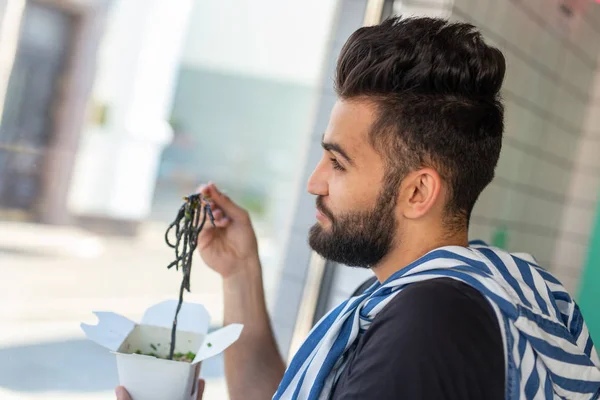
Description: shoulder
xmin=351 ymin=277 xmax=498 ymax=332
xmin=371 ymin=278 xmax=499 ymax=337
xmin=332 ymin=278 xmax=506 ymax=399
xmin=383 ymin=278 xmax=493 ymax=316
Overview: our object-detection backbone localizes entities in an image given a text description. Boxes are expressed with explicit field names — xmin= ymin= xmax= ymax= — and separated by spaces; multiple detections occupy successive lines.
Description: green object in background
xmin=491 ymin=225 xmax=509 ymax=249
xmin=578 ymin=198 xmax=600 ymax=348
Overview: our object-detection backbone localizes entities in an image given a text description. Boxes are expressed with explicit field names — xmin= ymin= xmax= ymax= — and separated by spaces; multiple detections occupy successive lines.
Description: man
xmin=117 ymin=16 xmax=600 ymax=399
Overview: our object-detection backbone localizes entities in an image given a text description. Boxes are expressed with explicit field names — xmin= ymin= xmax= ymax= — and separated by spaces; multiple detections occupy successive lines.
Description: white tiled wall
xmin=554 ymin=93 xmax=600 ymax=291
xmin=447 ymin=0 xmax=600 ymax=294
xmin=393 ymin=0 xmax=452 ymax=18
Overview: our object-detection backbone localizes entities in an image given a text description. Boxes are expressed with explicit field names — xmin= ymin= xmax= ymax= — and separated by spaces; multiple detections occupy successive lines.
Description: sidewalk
xmin=0 ymin=220 xmax=245 ymax=399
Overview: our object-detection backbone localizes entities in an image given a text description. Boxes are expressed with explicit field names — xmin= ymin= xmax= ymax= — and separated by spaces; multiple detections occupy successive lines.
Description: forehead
xmin=324 ymin=99 xmax=378 ymax=153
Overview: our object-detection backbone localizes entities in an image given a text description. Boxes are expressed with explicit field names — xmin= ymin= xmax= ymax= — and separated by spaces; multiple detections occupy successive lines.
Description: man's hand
xmin=195 ymin=183 xmax=285 ymax=399
xmin=196 ymin=183 xmax=260 ymax=278
xmin=115 ymin=379 xmax=205 ymax=400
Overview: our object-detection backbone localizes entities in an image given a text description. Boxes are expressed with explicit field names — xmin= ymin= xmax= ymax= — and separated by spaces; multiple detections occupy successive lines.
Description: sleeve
xmin=331 ymin=279 xmax=505 ymax=400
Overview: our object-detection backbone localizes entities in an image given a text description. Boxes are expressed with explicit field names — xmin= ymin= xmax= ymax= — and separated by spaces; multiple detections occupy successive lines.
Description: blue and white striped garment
xmin=273 ymin=242 xmax=600 ymax=400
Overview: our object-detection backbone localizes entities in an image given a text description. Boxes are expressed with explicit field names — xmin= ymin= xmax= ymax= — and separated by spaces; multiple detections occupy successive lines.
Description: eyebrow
xmin=321 ymin=134 xmax=355 ymax=167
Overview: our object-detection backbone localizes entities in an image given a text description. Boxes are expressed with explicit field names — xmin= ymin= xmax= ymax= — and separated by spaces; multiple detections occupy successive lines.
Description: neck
xmin=371 ymin=228 xmax=469 ymax=282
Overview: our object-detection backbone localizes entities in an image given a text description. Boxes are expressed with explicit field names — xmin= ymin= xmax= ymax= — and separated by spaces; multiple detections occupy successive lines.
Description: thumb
xmin=200 ymin=183 xmax=247 ymax=220
xmin=197 ymin=379 xmax=205 ymax=400
xmin=115 ymin=386 xmax=132 ymax=400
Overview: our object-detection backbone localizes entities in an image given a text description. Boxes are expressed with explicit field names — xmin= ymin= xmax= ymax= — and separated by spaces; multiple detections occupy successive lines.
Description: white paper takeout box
xmin=81 ymin=300 xmax=243 ymax=400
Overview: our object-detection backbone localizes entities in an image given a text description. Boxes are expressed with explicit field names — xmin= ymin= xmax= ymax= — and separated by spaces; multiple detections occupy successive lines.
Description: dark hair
xmin=335 ymin=16 xmax=505 ymax=228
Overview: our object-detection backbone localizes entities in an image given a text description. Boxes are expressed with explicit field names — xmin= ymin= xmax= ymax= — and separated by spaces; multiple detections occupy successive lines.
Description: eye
xmin=330 ymin=158 xmax=345 ymax=171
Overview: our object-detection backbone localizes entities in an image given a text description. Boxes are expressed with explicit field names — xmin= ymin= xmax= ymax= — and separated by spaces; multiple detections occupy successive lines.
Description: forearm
xmin=222 ymin=257 xmax=285 ymax=400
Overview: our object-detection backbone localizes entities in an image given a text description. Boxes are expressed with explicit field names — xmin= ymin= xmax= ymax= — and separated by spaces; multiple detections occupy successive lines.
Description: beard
xmin=308 ymin=185 xmax=398 ymax=268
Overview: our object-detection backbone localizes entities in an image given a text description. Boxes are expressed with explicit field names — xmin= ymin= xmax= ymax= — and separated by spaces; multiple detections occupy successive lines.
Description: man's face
xmin=307 ymin=100 xmax=399 ymax=268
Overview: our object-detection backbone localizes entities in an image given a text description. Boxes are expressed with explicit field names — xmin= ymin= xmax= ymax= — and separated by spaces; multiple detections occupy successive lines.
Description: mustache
xmin=316 ymin=196 xmax=334 ymax=221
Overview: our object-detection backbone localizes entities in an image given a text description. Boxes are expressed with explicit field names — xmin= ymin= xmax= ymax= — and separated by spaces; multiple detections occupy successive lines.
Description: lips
xmin=315 ymin=197 xmax=334 ymax=222
xmin=316 ymin=208 xmax=327 ymax=221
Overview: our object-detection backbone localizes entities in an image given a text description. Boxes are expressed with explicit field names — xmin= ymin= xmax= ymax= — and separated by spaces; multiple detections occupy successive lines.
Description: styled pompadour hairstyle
xmin=335 ymin=16 xmax=506 ymax=226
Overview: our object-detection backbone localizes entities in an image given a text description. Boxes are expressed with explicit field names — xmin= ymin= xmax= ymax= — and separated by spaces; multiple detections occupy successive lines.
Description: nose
xmin=307 ymin=157 xmax=328 ymax=196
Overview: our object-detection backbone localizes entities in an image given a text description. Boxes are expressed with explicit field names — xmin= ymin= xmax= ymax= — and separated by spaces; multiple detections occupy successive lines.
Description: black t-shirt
xmin=330 ymin=278 xmax=505 ymax=399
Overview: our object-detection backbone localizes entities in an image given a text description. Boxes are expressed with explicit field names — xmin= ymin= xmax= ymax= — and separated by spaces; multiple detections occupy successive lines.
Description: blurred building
xmin=0 ymin=0 xmax=196 ymax=233
xmin=0 ymin=0 xmax=111 ymax=224
xmin=0 ymin=0 xmax=334 ymax=236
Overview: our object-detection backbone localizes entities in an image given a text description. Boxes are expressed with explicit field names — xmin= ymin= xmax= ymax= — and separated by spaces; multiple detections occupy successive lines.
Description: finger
xmin=211 ymin=208 xmax=224 ymax=221
xmin=195 ymin=186 xmax=222 ymax=225
xmin=213 ymin=216 xmax=230 ymax=228
xmin=197 ymin=379 xmax=206 ymax=400
xmin=115 ymin=386 xmax=132 ymax=400
xmin=196 ymin=184 xmax=210 ymax=200
xmin=192 ymin=186 xmax=221 ymax=226
xmin=201 ymin=183 xmax=247 ymax=220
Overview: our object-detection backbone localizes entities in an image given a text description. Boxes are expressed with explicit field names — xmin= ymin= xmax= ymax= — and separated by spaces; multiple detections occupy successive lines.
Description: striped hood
xmin=273 ymin=243 xmax=600 ymax=400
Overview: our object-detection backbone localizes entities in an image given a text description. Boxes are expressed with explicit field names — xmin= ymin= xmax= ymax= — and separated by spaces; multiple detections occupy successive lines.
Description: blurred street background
xmin=1 ymin=0 xmax=600 ymax=399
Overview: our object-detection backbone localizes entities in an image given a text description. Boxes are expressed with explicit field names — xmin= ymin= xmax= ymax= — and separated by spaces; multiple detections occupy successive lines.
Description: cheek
xmin=328 ymin=175 xmax=375 ymax=213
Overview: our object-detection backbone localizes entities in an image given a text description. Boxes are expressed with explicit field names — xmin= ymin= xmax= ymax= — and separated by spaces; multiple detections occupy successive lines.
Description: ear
xmin=399 ymin=168 xmax=443 ymax=220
